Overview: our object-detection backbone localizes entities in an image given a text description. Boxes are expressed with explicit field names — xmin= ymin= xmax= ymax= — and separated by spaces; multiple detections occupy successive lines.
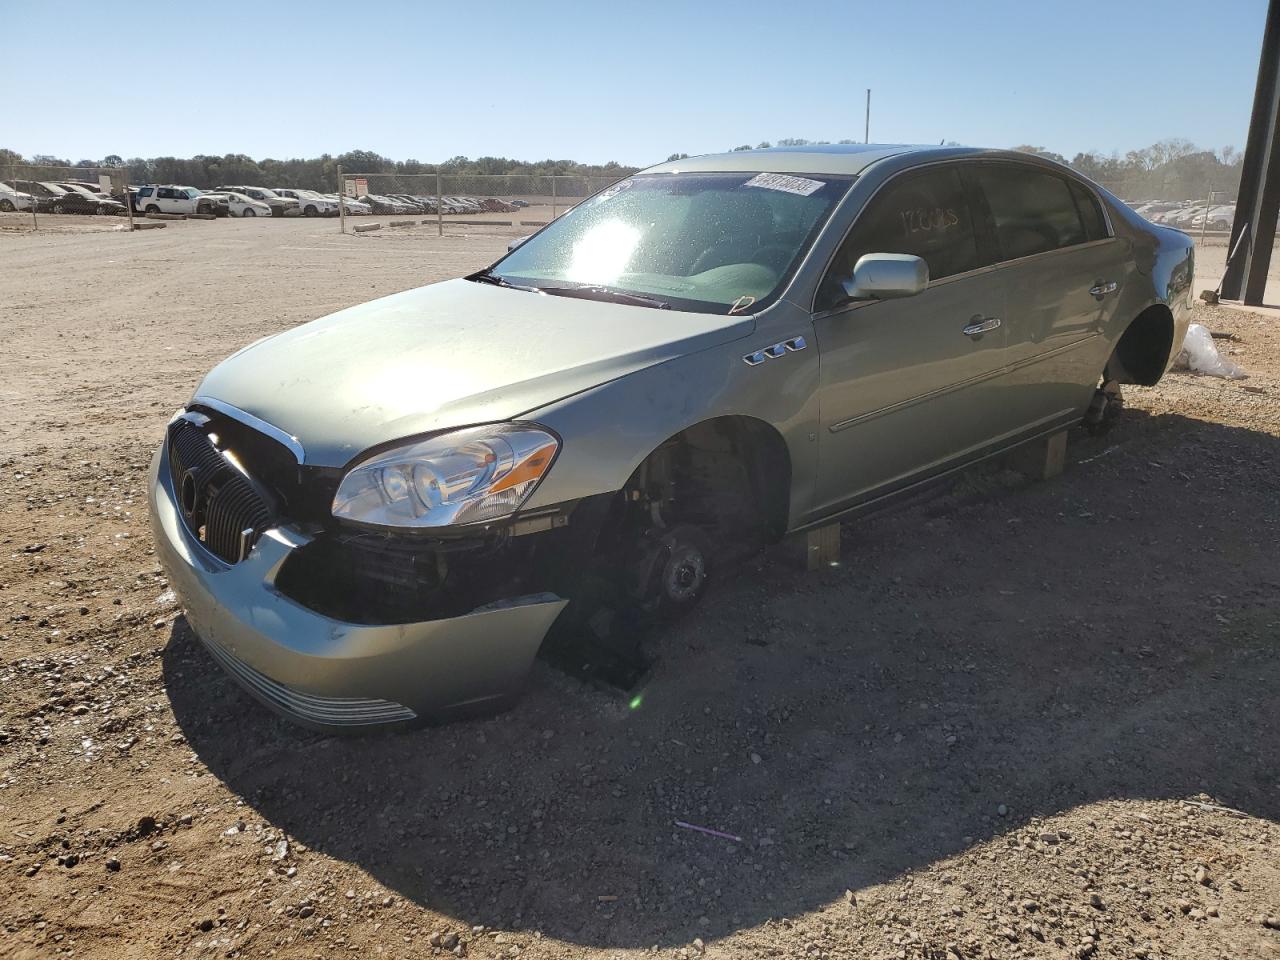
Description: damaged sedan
xmin=149 ymin=144 xmax=1194 ymax=730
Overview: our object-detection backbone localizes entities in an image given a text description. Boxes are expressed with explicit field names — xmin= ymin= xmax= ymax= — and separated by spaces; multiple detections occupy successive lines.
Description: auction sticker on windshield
xmin=744 ymin=173 xmax=825 ymax=196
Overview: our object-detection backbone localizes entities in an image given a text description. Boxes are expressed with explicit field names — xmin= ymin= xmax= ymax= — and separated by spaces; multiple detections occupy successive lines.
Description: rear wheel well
xmin=1112 ymin=304 xmax=1175 ymax=386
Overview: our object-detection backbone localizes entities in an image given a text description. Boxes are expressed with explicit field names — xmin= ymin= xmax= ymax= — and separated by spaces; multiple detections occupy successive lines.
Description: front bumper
xmin=148 ymin=441 xmax=567 ymax=731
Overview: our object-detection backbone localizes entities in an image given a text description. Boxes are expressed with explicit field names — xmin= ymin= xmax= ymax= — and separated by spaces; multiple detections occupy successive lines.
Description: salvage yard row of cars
xmin=2 ymin=176 xmax=1235 ymax=231
xmin=1126 ymin=199 xmax=1237 ymax=231
xmin=0 ymin=179 xmax=129 ymax=215
xmin=0 ymin=179 xmax=531 ymax=219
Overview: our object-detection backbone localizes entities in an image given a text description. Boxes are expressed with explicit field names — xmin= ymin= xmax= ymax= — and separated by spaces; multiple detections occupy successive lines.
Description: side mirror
xmin=842 ymin=253 xmax=929 ymax=301
xmin=507 ymin=235 xmax=531 ymax=252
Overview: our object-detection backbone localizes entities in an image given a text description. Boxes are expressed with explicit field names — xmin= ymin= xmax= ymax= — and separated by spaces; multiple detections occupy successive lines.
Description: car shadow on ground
xmin=163 ymin=410 xmax=1279 ymax=949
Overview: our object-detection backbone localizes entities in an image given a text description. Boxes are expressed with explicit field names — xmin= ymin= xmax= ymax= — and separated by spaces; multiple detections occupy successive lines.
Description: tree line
xmin=1 ymin=138 xmax=1243 ymax=202
xmin=0 ymin=147 xmax=639 ymax=193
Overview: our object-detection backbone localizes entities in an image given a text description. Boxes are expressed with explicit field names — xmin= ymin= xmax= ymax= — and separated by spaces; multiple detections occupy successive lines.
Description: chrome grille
xmin=167 ymin=418 xmax=274 ymax=564
xmin=200 ymin=636 xmax=417 ymax=727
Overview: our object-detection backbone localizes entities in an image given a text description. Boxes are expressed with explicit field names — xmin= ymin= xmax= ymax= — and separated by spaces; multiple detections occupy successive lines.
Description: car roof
xmin=643 ymin=143 xmax=987 ymax=176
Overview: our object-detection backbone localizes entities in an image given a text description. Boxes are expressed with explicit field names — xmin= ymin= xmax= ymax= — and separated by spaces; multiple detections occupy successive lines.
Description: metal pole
xmin=551 ymin=175 xmax=557 ymax=219
xmin=123 ymin=167 xmax=133 ymax=232
xmin=1222 ymin=0 xmax=1280 ymax=303
xmin=1201 ymin=188 xmax=1212 ymax=243
xmin=16 ymin=163 xmax=38 ymax=230
xmin=865 ymin=89 xmax=871 ymax=143
xmin=337 ymin=163 xmax=346 ymax=234
xmin=436 ymin=171 xmax=443 ymax=237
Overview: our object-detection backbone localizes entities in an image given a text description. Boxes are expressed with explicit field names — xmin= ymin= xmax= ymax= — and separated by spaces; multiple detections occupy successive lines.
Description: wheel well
xmin=1112 ymin=304 xmax=1175 ymax=386
xmin=624 ymin=416 xmax=791 ymax=546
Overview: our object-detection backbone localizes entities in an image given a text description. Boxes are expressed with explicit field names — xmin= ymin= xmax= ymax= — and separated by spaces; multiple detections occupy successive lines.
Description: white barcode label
xmin=744 ymin=173 xmax=825 ymax=196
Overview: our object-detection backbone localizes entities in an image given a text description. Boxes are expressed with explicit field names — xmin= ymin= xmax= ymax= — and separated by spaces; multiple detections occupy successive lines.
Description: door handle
xmin=1089 ymin=280 xmax=1118 ymax=298
xmin=962 ymin=316 xmax=1002 ymax=336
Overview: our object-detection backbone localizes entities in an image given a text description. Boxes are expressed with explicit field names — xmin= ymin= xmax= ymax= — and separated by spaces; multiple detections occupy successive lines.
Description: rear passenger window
xmin=818 ymin=167 xmax=983 ymax=309
xmin=972 ymin=165 xmax=1087 ymax=260
xmin=1069 ymin=180 xmax=1108 ymax=241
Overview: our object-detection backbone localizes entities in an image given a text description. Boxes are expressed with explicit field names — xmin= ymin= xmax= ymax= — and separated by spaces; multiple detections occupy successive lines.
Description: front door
xmin=811 ymin=164 xmax=1013 ymax=517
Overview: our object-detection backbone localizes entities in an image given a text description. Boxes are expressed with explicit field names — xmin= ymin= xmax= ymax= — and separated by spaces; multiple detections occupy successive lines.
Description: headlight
xmin=331 ymin=425 xmax=559 ymax=528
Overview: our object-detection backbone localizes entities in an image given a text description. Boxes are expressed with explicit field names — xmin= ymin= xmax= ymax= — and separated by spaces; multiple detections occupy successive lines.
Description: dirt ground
xmin=1 ymin=218 xmax=1277 ymax=960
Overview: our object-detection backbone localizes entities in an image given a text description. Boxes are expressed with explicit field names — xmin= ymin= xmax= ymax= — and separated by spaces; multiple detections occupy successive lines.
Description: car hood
xmin=194 ymin=278 xmax=753 ymax=467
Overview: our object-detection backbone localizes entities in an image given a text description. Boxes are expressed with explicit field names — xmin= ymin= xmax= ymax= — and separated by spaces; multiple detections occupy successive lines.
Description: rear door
xmin=968 ymin=163 xmax=1124 ymax=425
xmin=811 ymin=163 xmax=1013 ymax=516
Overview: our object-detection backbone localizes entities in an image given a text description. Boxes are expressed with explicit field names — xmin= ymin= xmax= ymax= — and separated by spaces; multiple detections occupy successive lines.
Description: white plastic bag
xmin=1176 ymin=323 xmax=1247 ymax=379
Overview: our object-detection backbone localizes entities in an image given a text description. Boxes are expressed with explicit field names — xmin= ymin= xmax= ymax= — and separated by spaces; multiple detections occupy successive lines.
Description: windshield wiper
xmin=468 ymin=269 xmax=542 ymax=293
xmin=537 ymin=285 xmax=671 ymax=310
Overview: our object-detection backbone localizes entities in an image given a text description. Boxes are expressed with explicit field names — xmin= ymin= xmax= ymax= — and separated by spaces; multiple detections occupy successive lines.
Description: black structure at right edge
xmin=1222 ymin=0 xmax=1280 ymax=305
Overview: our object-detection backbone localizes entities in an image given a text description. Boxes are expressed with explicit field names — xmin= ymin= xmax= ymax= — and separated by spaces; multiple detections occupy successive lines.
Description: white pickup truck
xmin=134 ymin=185 xmax=224 ymax=216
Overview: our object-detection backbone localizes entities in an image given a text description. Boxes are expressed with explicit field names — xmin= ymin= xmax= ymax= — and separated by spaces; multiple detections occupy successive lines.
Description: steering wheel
xmin=690 ymin=238 xmax=756 ymax=275
xmin=750 ymin=244 xmax=795 ymax=272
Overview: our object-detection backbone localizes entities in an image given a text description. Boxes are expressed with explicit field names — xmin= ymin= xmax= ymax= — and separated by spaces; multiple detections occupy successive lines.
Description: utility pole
xmin=1221 ymin=0 xmax=1280 ymax=304
xmin=865 ymin=89 xmax=871 ymax=143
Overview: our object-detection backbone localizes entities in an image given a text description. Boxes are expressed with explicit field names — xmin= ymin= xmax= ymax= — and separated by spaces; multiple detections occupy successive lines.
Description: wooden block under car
xmin=1009 ymin=430 xmax=1067 ymax=481
xmin=786 ymin=522 xmax=841 ymax=571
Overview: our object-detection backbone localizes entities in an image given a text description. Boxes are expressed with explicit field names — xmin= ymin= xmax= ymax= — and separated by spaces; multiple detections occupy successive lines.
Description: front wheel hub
xmin=662 ymin=542 xmax=706 ymax=604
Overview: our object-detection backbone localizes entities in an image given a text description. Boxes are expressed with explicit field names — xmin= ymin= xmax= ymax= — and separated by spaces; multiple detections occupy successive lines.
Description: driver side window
xmin=818 ymin=166 xmax=983 ymax=310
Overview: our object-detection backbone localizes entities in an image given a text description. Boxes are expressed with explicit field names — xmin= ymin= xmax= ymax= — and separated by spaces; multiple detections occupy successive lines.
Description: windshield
xmin=487 ymin=171 xmax=849 ymax=313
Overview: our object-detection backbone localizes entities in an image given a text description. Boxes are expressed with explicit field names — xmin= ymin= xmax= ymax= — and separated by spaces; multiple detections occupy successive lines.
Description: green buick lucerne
xmin=149 ymin=144 xmax=1193 ymax=730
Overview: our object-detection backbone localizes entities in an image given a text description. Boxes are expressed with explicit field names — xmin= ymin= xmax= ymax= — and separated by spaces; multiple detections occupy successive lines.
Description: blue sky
xmin=2 ymin=0 xmax=1267 ymax=165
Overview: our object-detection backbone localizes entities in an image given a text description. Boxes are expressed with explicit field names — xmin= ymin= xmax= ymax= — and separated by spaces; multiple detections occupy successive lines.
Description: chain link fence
xmin=335 ymin=172 xmax=622 ymax=237
xmin=0 ymin=158 xmax=1245 ymax=243
xmin=2 ymin=163 xmax=133 ymax=231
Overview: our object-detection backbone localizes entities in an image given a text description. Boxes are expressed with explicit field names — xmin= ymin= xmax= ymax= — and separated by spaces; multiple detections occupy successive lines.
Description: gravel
xmin=0 ymin=221 xmax=1276 ymax=960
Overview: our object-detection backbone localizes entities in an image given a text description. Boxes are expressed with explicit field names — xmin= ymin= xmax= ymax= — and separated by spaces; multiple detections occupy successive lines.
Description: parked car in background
xmin=29 ymin=182 xmax=124 ymax=215
xmin=6 ymin=180 xmax=68 ymax=211
xmin=1189 ymin=205 xmax=1235 ymax=232
xmin=149 ymin=144 xmax=1194 ymax=730
xmin=204 ymin=190 xmax=273 ymax=218
xmin=57 ymin=186 xmax=128 ymax=215
xmin=358 ymin=193 xmax=413 ymax=215
xmin=0 ymin=181 xmax=37 ymax=212
xmin=55 ymin=182 xmax=130 ymax=215
xmin=215 ymin=185 xmax=300 ymax=218
xmin=272 ymin=188 xmax=339 ymax=217
xmin=384 ymin=193 xmax=425 ymax=213
xmin=323 ymin=194 xmax=371 ymax=215
xmin=134 ymin=185 xmax=224 ymax=216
